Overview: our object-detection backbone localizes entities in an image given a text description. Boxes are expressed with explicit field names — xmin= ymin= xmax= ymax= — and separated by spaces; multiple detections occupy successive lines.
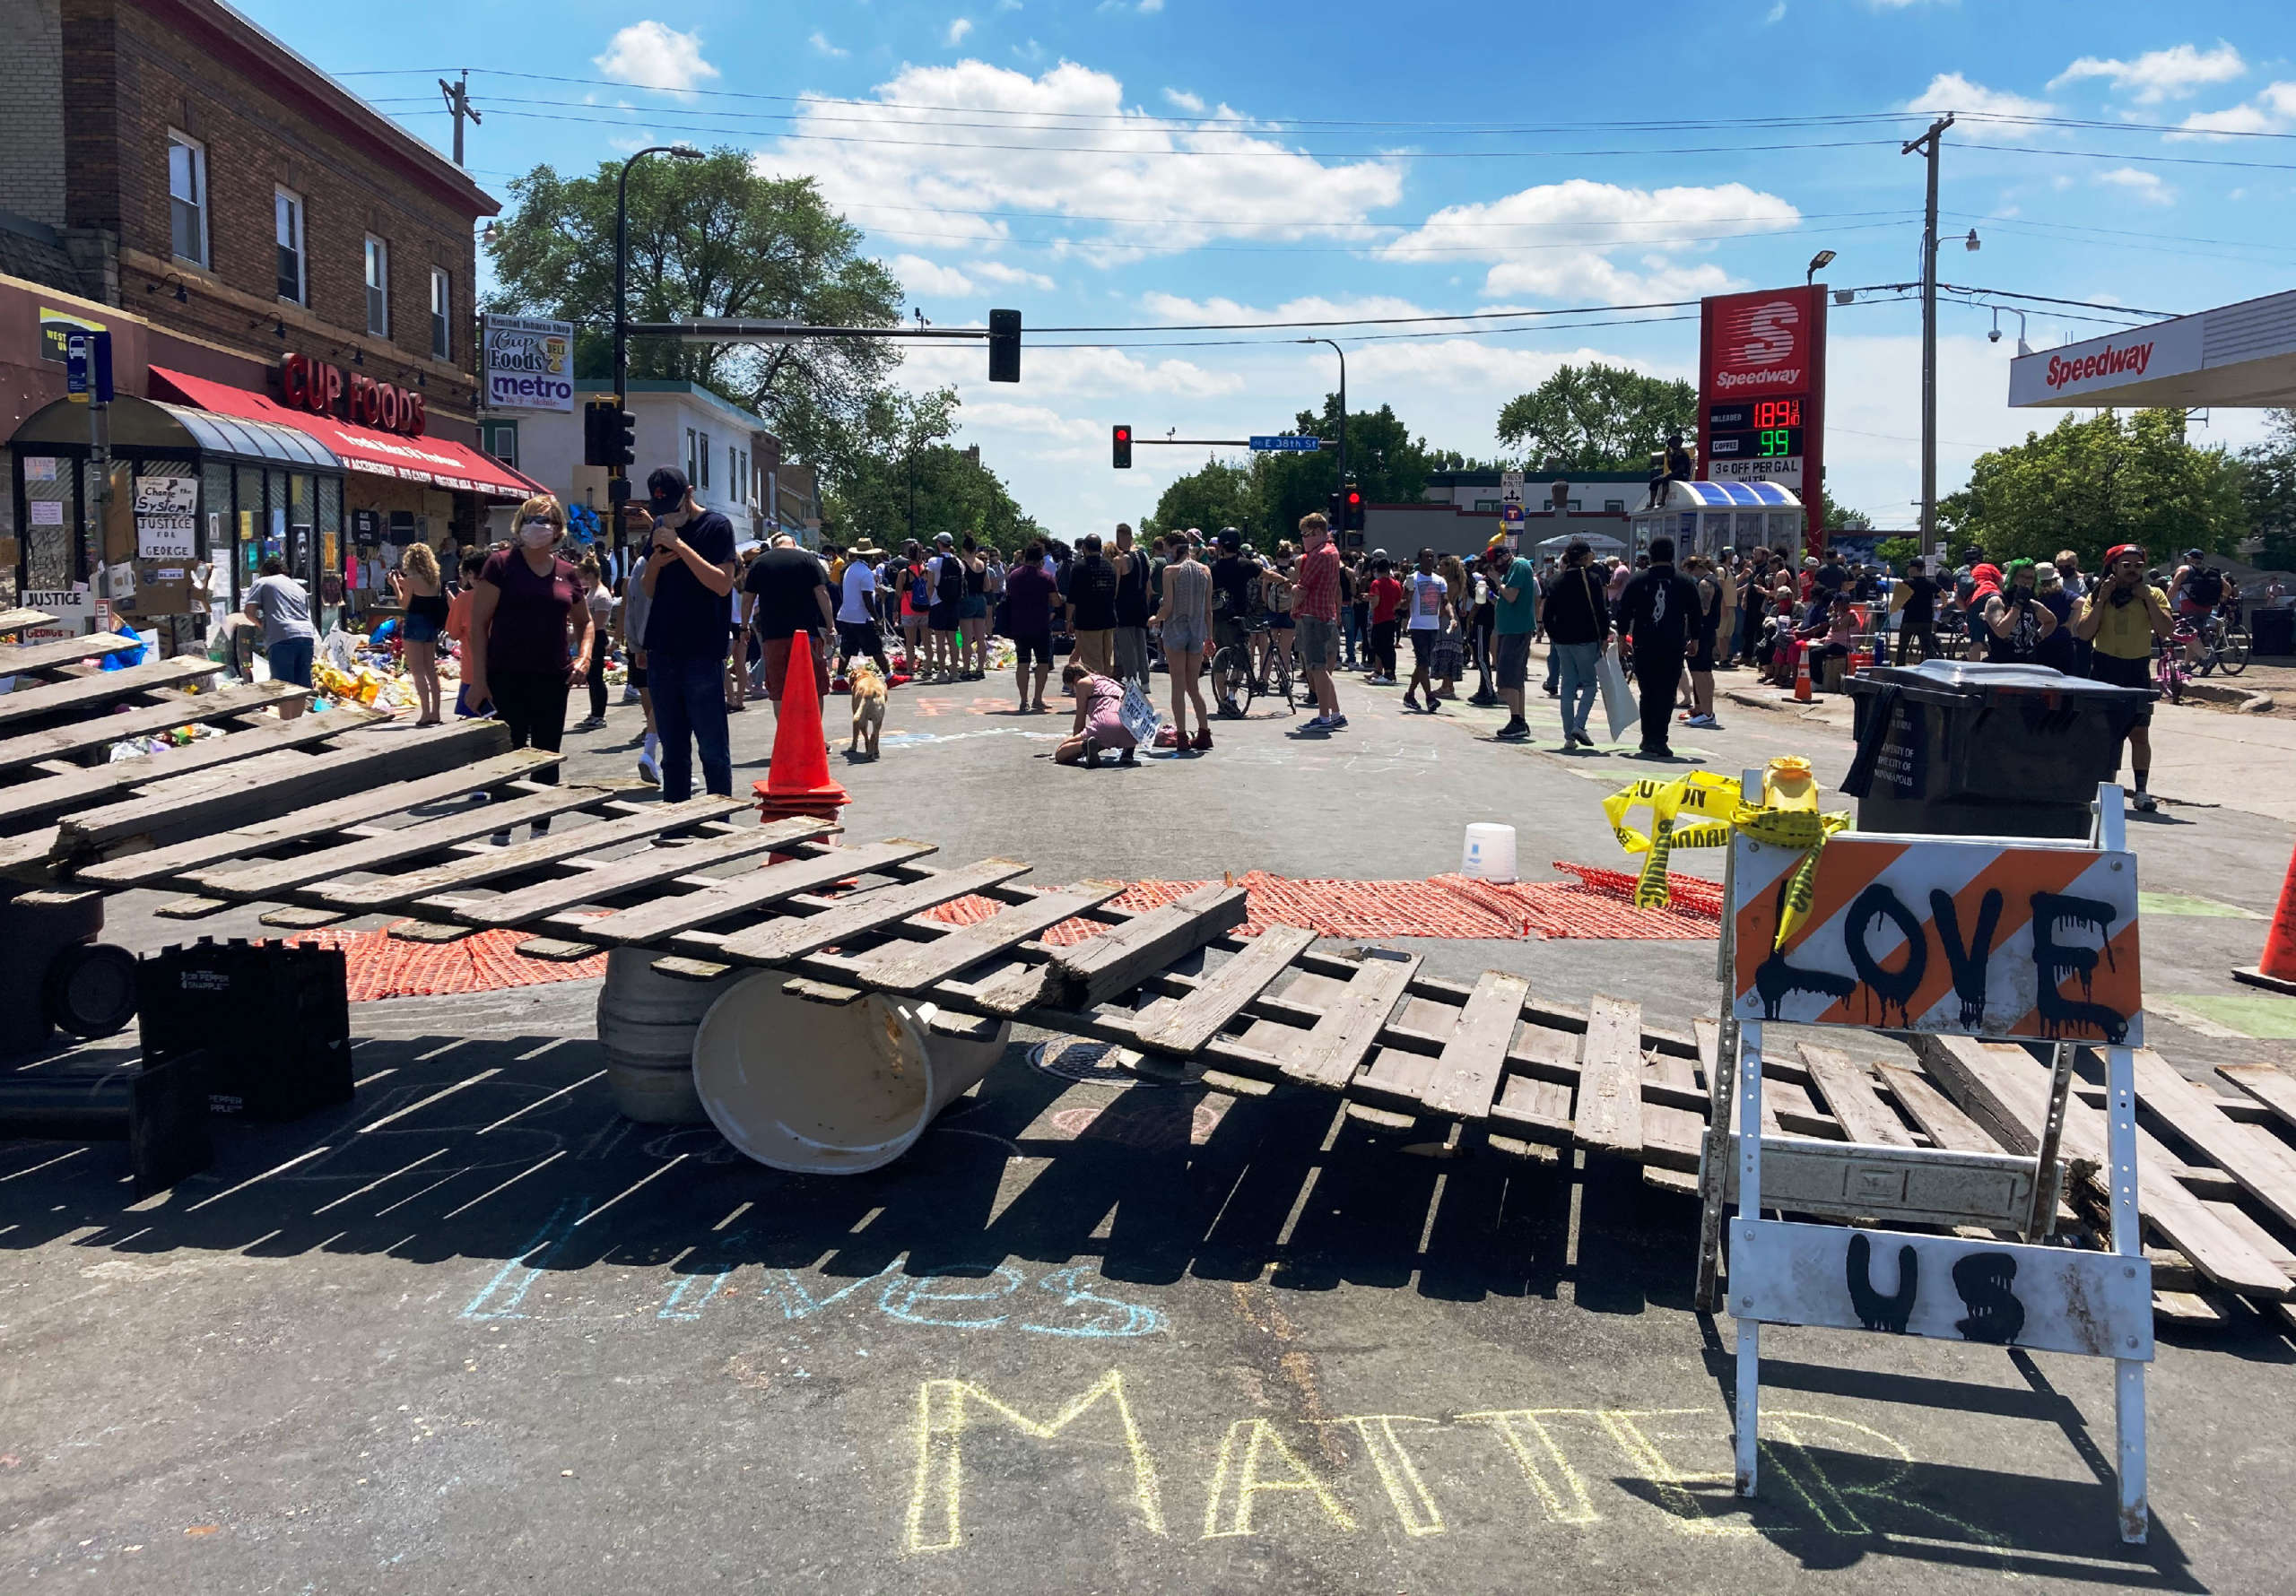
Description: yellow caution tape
xmin=1603 ymin=757 xmax=1850 ymax=948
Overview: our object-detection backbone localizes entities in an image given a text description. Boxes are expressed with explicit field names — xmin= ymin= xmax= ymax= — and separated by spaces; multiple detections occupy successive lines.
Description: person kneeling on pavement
xmin=1053 ymin=662 xmax=1139 ymax=768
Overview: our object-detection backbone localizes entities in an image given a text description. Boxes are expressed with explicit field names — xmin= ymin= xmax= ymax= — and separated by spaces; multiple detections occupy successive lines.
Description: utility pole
xmin=438 ymin=71 xmax=483 ymax=168
xmin=1902 ymin=113 xmax=1952 ymax=558
xmin=1300 ymin=338 xmax=1347 ymax=532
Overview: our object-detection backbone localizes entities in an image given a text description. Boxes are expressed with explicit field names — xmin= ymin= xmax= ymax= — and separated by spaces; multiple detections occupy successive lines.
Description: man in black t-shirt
xmin=1209 ymin=529 xmax=1257 ymax=667
xmin=743 ymin=533 xmax=836 ymax=724
xmin=629 ymin=466 xmax=739 ymax=802
xmin=1892 ymin=557 xmax=1939 ymax=664
xmin=1616 ymin=534 xmax=1701 ymax=759
xmin=1813 ymin=548 xmax=1849 ymax=599
xmin=1110 ymin=523 xmax=1152 ymax=686
xmin=1066 ymin=533 xmax=1120 ymax=675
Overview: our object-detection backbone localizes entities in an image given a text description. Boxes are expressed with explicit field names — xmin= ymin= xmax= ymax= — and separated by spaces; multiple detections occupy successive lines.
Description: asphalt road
xmin=4 ymin=657 xmax=2294 ymax=1593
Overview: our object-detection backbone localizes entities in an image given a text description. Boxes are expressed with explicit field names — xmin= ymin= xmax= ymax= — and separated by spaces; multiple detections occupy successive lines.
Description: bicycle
xmin=2156 ymin=631 xmax=2192 ymax=704
xmin=1209 ymin=620 xmax=1295 ymax=717
xmin=2197 ymin=609 xmax=2252 ymax=676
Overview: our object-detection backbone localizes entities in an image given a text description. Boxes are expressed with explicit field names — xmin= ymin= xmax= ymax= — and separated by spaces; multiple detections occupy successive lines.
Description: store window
xmin=483 ymin=421 xmax=517 ymax=467
xmin=1473 ymin=499 xmax=1500 ymax=513
xmin=684 ymin=427 xmax=698 ymax=485
xmin=364 ymin=237 xmax=390 ymax=337
xmin=430 ymin=268 xmax=452 ymax=361
xmin=1605 ymin=499 xmax=1625 ymax=513
xmin=698 ymin=431 xmax=711 ymax=490
xmin=169 ymin=132 xmax=208 ymax=267
xmin=275 ymin=188 xmax=306 ymax=304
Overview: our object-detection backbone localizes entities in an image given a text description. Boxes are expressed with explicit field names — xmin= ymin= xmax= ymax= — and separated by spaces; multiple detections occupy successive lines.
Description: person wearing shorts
xmin=2075 ymin=542 xmax=2172 ymax=812
xmin=1483 ymin=537 xmax=1540 ymax=742
xmin=1157 ymin=532 xmax=1215 ymax=750
xmin=1003 ymin=539 xmax=1059 ymax=712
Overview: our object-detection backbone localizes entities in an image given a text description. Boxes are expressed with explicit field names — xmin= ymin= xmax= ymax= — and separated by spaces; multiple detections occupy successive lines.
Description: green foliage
xmin=1247 ymin=396 xmax=1440 ymax=549
xmin=483 ymin=149 xmax=905 ymax=498
xmin=821 ymin=388 xmax=1039 ymax=550
xmin=1145 ymin=457 xmax=1262 ymax=542
xmin=1495 ymin=362 xmax=1698 ymax=473
xmin=1873 ymin=536 xmax=1921 ymax=573
xmin=1938 ymin=409 xmax=2248 ymax=568
xmin=2239 ymin=409 xmax=2296 ymax=571
xmin=1822 ymin=487 xmax=1872 ymax=531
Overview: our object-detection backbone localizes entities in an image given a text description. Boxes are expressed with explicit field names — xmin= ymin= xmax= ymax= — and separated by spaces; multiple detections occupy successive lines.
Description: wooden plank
xmin=1133 ymin=923 xmax=1320 ymax=1058
xmin=2218 ymin=1063 xmax=2296 ymax=1132
xmin=1570 ymin=993 xmax=1645 ymax=1160
xmin=714 ymin=858 xmax=1033 ymax=967
xmin=0 ymin=702 xmax=385 ymax=835
xmin=1874 ymin=1063 xmax=2007 ymax=1153
xmin=0 ymin=607 xmax=54 ymax=636
xmin=850 ymin=880 xmax=1125 ymax=994
xmin=1279 ymin=953 xmax=1422 ymax=1089
xmin=2131 ymin=1046 xmax=2296 ymax=1236
xmin=0 ymin=655 xmax=228 ymax=729
xmin=439 ymin=816 xmax=836 ymax=929
xmin=568 ymin=838 xmax=934 ymax=948
xmin=512 ymin=936 xmax=604 ymax=963
xmin=59 ymin=720 xmax=514 ymax=853
xmin=1031 ymin=883 xmax=1248 ymax=1012
xmin=1420 ymin=970 xmax=1531 ymax=1123
xmin=74 ymin=742 xmax=553 ymax=884
xmin=182 ymin=783 xmax=614 ymax=898
xmin=1491 ymin=1073 xmax=1573 ymax=1141
xmin=1916 ymin=1034 xmax=2291 ymax=1299
xmin=258 ymin=906 xmax=351 ymax=930
xmin=1797 ymin=1045 xmax=1916 ymax=1148
xmin=0 ymin=630 xmax=143 ymax=674
xmin=1353 ymin=1045 xmax=1442 ymax=1109
xmin=316 ymin=795 xmax=745 ymax=907
xmin=0 ymin=681 xmax=304 ymax=772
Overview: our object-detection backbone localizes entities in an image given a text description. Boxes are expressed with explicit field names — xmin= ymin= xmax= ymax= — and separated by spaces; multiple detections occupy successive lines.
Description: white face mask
xmin=519 ymin=522 xmax=558 ymax=550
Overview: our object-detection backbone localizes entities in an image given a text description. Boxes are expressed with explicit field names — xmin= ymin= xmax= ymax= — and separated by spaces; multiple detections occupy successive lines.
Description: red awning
xmin=150 ymin=367 xmax=544 ymax=499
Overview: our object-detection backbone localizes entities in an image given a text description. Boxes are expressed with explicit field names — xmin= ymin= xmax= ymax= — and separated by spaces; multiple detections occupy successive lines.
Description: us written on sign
xmin=1730 ymin=833 xmax=2142 ymax=1045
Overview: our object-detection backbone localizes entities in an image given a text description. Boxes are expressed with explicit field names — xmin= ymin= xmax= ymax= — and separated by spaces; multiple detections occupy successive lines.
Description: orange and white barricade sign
xmin=1718 ymin=782 xmax=2152 ymax=1545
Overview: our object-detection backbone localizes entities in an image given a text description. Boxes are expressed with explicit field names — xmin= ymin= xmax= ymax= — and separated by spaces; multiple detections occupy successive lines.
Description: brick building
xmin=1 ymin=0 xmax=537 ymax=638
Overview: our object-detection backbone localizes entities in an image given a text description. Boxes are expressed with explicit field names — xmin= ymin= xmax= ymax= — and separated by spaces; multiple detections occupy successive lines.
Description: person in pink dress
xmin=1053 ymin=663 xmax=1139 ymax=768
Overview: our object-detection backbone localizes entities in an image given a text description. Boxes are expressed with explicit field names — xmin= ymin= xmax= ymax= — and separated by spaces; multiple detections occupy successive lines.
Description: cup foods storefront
xmin=9 ymin=358 xmax=542 ymax=651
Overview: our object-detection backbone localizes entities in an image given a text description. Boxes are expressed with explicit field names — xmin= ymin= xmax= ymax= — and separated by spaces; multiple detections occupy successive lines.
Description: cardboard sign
xmin=137 ymin=515 xmax=196 ymax=559
xmin=134 ymin=474 xmax=197 ymax=516
xmin=1730 ymin=833 xmax=2142 ymax=1045
xmin=1729 ymin=1219 xmax=2152 ymax=1360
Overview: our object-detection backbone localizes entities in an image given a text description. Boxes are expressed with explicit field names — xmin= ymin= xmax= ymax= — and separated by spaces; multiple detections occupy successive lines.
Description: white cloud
xmin=889 ymin=254 xmax=978 ymax=297
xmin=761 ymin=60 xmax=1404 ymax=265
xmin=1900 ymin=72 xmax=2055 ymax=136
xmin=1162 ymin=87 xmax=1205 ymax=113
xmin=2050 ymin=41 xmax=2245 ymax=104
xmin=1138 ymin=0 xmax=1165 ymax=12
xmin=2173 ymin=80 xmax=2296 ymax=138
xmin=593 ymin=22 xmax=720 ymax=96
xmin=945 ymin=17 xmax=973 ymax=45
xmin=2093 ymin=166 xmax=2174 ymax=204
xmin=1378 ymin=178 xmax=1799 ymax=302
xmin=809 ymin=30 xmax=847 ymax=57
xmin=1764 ymin=1 xmax=1786 ymax=22
xmin=997 ymin=0 xmax=1023 ymax=10
xmin=970 ymin=258 xmax=1057 ymax=291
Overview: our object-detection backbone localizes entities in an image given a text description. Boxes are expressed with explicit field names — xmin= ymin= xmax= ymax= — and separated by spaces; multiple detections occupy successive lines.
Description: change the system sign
xmin=1729 ymin=832 xmax=2142 ymax=1045
xmin=482 ymin=316 xmax=576 ymax=412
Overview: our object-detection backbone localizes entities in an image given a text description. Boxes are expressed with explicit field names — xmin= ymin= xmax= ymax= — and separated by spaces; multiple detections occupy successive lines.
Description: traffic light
xmin=1343 ymin=483 xmax=1365 ymax=532
xmin=584 ymin=400 xmax=636 ymax=468
xmin=1112 ymin=424 xmax=1132 ymax=469
xmin=1326 ymin=490 xmax=1344 ymax=526
xmin=987 ymin=308 xmax=1021 ymax=383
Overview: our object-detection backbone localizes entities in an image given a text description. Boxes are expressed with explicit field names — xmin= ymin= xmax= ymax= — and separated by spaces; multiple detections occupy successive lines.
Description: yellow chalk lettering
xmin=1319 ymin=1416 xmax=1445 ymax=1537
xmin=904 ymin=1371 xmax=1165 ymax=1555
xmin=1457 ymin=1409 xmax=1601 ymax=1526
xmin=1764 ymin=1411 xmax=2010 ymax=1560
xmin=1201 ymin=1418 xmax=1357 ymax=1539
xmin=1597 ymin=1410 xmax=1758 ymax=1538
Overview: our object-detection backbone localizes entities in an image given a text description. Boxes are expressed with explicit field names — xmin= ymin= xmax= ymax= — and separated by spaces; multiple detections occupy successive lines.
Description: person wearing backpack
xmin=925 ymin=531 xmax=965 ymax=682
xmin=898 ymin=541 xmax=931 ymax=677
xmin=2170 ymin=547 xmax=2228 ymax=670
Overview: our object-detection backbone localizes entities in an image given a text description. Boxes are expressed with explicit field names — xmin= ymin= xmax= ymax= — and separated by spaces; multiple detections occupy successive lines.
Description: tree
xmin=483 ymin=149 xmax=905 ymax=497
xmin=1145 ymin=457 xmax=1262 ymax=542
xmin=1495 ymin=363 xmax=1698 ymax=473
xmin=1248 ymin=396 xmax=1442 ymax=548
xmin=1822 ymin=487 xmax=1871 ymax=531
xmin=1939 ymin=410 xmax=2247 ymax=568
xmin=821 ymin=388 xmax=1040 ymax=550
xmin=2238 ymin=409 xmax=2296 ymax=570
xmin=1873 ymin=536 xmax=1921 ymax=573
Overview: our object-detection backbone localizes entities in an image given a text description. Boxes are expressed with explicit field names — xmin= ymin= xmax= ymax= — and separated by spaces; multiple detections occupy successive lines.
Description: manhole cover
xmin=1027 ymin=1038 xmax=1132 ymax=1083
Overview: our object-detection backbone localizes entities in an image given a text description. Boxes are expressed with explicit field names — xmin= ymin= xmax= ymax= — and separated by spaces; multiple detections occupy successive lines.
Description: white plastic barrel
xmin=1460 ymin=822 xmax=1518 ymax=883
xmin=691 ymin=974 xmax=1012 ymax=1174
xmin=595 ymin=949 xmax=745 ymax=1124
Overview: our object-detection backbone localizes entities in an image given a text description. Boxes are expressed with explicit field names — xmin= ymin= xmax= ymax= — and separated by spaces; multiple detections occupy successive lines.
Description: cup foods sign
xmin=483 ymin=316 xmax=576 ymax=412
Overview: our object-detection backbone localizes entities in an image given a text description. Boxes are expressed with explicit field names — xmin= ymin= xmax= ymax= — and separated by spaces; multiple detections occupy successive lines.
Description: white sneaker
xmin=637 ymin=752 xmax=661 ymax=786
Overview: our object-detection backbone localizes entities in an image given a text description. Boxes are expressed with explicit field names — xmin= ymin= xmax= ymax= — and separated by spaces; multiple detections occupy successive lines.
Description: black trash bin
xmin=2252 ymin=604 xmax=2293 ymax=659
xmin=1839 ymin=660 xmax=2152 ymax=838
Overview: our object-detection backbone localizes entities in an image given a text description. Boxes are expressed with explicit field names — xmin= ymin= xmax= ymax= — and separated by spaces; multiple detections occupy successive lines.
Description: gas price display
xmin=1706 ymin=399 xmax=1803 ymax=460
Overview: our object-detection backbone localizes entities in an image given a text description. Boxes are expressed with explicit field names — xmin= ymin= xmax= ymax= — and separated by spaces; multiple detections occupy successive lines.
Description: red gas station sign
xmin=1699 ymin=285 xmax=1827 ymax=556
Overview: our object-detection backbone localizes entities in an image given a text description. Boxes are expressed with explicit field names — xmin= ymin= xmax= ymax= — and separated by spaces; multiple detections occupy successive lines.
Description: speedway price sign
xmin=1698 ymin=285 xmax=1827 ymax=555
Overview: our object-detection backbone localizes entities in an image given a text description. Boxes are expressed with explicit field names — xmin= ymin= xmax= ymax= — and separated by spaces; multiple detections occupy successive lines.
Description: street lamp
xmin=1805 ymin=248 xmax=1836 ymax=287
xmin=613 ymin=144 xmax=706 ymax=550
xmin=1296 ymin=338 xmax=1347 ymax=528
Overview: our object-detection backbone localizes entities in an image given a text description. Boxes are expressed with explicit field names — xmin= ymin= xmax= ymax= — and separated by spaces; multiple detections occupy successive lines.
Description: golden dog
xmin=848 ymin=657 xmax=887 ymax=759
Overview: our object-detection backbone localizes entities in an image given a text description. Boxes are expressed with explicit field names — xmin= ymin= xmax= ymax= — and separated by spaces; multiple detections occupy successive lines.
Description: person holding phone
xmin=461 ymin=494 xmax=590 ymax=790
xmin=624 ymin=466 xmax=738 ymax=802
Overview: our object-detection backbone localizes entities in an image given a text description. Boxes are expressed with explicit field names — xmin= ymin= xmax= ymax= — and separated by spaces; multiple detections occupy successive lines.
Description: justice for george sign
xmin=1730 ymin=833 xmax=2141 ymax=1045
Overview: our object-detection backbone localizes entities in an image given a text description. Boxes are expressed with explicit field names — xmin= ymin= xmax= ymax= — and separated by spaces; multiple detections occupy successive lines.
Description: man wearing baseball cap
xmin=2074 ymin=543 xmax=2173 ymax=812
xmin=627 ymin=465 xmax=739 ymax=802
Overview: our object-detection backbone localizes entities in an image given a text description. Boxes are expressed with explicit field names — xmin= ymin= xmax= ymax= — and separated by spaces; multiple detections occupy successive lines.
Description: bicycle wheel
xmin=2222 ymin=626 xmax=2252 ymax=675
xmin=1212 ymin=646 xmax=1255 ymax=717
xmin=1267 ymin=650 xmax=1295 ymax=714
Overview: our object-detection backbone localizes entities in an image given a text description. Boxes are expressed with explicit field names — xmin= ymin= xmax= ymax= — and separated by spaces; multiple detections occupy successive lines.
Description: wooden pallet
xmin=13 ymin=613 xmax=2296 ymax=1325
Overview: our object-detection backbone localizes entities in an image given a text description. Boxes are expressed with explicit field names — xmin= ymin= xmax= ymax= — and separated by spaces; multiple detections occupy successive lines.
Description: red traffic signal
xmin=1343 ymin=485 xmax=1364 ymax=532
xmin=1112 ymin=424 xmax=1133 ymax=469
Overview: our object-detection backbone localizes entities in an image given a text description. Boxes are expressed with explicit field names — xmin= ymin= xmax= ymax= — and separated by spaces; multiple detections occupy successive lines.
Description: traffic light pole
xmin=613 ymin=145 xmax=703 ymax=556
xmin=1300 ymin=338 xmax=1347 ymax=512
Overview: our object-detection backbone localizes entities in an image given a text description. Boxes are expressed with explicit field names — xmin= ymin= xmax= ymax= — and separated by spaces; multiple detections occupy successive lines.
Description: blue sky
xmin=248 ymin=0 xmax=2295 ymax=533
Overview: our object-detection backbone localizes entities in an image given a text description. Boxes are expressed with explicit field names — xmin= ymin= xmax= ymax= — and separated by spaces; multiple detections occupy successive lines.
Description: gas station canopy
xmin=2008 ymin=288 xmax=2296 ymax=412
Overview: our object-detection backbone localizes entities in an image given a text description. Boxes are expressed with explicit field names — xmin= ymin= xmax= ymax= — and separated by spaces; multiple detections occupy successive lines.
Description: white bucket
xmin=595 ymin=949 xmax=745 ymax=1124
xmin=691 ymin=974 xmax=1012 ymax=1174
xmin=1460 ymin=822 xmax=1518 ymax=883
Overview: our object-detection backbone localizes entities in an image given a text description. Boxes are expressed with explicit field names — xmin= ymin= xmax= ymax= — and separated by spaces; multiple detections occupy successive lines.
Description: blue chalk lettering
xmin=878 ymin=1266 xmax=1025 ymax=1329
xmin=1021 ymin=1265 xmax=1167 ymax=1339
xmin=460 ymin=1198 xmax=585 ymax=1321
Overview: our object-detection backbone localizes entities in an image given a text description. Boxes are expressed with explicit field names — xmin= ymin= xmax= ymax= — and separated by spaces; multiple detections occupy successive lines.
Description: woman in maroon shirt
xmin=463 ymin=495 xmax=592 ymax=778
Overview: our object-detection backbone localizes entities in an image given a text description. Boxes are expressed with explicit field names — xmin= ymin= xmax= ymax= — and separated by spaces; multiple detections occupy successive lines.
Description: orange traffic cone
xmin=2235 ymin=844 xmax=2296 ymax=994
xmin=1793 ymin=646 xmax=1813 ymax=703
xmin=753 ymin=637 xmax=850 ymax=826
